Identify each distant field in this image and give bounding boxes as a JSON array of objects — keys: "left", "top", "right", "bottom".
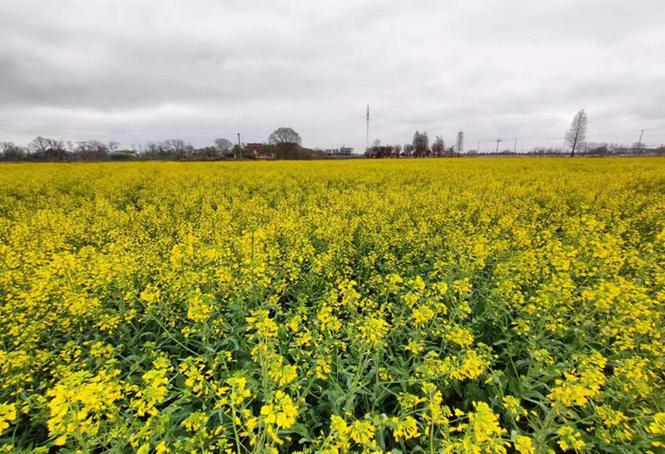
[{"left": 0, "top": 159, "right": 664, "bottom": 452}]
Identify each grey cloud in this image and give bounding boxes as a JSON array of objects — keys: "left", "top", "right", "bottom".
[{"left": 1, "top": 0, "right": 664, "bottom": 150}]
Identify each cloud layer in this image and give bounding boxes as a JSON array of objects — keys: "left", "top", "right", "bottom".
[{"left": 1, "top": 0, "right": 664, "bottom": 151}]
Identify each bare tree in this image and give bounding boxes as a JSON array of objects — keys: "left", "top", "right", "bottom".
[
  {"left": 1, "top": 142, "right": 26, "bottom": 160},
  {"left": 268, "top": 127, "right": 302, "bottom": 145},
  {"left": 566, "top": 109, "right": 587, "bottom": 157},
  {"left": 143, "top": 142, "right": 162, "bottom": 158},
  {"left": 108, "top": 141, "right": 120, "bottom": 154},
  {"left": 28, "top": 136, "right": 66, "bottom": 160},
  {"left": 75, "top": 140, "right": 109, "bottom": 160},
  {"left": 412, "top": 131, "right": 429, "bottom": 157},
  {"left": 431, "top": 136, "right": 445, "bottom": 157},
  {"left": 29, "top": 136, "right": 59, "bottom": 154},
  {"left": 162, "top": 139, "right": 193, "bottom": 158}
]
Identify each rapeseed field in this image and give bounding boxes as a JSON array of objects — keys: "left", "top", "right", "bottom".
[{"left": 0, "top": 158, "right": 663, "bottom": 453}]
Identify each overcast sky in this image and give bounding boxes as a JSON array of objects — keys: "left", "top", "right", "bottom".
[{"left": 1, "top": 0, "right": 664, "bottom": 152}]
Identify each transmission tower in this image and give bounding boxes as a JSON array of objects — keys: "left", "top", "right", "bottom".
[{"left": 636, "top": 129, "right": 644, "bottom": 151}]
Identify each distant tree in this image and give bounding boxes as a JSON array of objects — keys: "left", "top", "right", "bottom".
[
  {"left": 587, "top": 143, "right": 609, "bottom": 156},
  {"left": 431, "top": 136, "right": 445, "bottom": 157},
  {"left": 108, "top": 141, "right": 120, "bottom": 154},
  {"left": 565, "top": 109, "right": 587, "bottom": 157},
  {"left": 231, "top": 144, "right": 243, "bottom": 159},
  {"left": 367, "top": 143, "right": 394, "bottom": 158},
  {"left": 143, "top": 142, "right": 163, "bottom": 158},
  {"left": 75, "top": 140, "right": 110, "bottom": 160},
  {"left": 214, "top": 138, "right": 232, "bottom": 157},
  {"left": 28, "top": 136, "right": 60, "bottom": 154},
  {"left": 162, "top": 139, "right": 193, "bottom": 159},
  {"left": 269, "top": 127, "right": 302, "bottom": 146},
  {"left": 194, "top": 146, "right": 220, "bottom": 159},
  {"left": 0, "top": 142, "right": 26, "bottom": 160},
  {"left": 529, "top": 147, "right": 562, "bottom": 156},
  {"left": 269, "top": 127, "right": 303, "bottom": 159},
  {"left": 372, "top": 138, "right": 381, "bottom": 148},
  {"left": 28, "top": 136, "right": 66, "bottom": 160},
  {"left": 28, "top": 136, "right": 48, "bottom": 155},
  {"left": 412, "top": 131, "right": 429, "bottom": 157}
]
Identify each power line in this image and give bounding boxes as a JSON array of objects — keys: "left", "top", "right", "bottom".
[{"left": 467, "top": 128, "right": 662, "bottom": 144}]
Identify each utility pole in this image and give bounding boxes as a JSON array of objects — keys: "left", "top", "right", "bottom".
[
  {"left": 514, "top": 138, "right": 518, "bottom": 153},
  {"left": 477, "top": 141, "right": 480, "bottom": 154},
  {"left": 237, "top": 132, "right": 241, "bottom": 159},
  {"left": 496, "top": 138, "right": 502, "bottom": 154}
]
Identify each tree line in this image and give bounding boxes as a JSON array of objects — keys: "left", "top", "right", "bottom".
[
  {"left": 2, "top": 112, "right": 662, "bottom": 161},
  {"left": 365, "top": 131, "right": 465, "bottom": 158},
  {"left": 0, "top": 127, "right": 327, "bottom": 162},
  {"left": 365, "top": 111, "right": 663, "bottom": 158}
]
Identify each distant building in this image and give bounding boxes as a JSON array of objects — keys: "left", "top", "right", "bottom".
[
  {"left": 244, "top": 143, "right": 276, "bottom": 158},
  {"left": 325, "top": 146, "right": 354, "bottom": 156},
  {"left": 244, "top": 143, "right": 263, "bottom": 157}
]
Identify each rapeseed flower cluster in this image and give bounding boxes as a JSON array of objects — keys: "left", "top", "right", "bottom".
[{"left": 0, "top": 158, "right": 663, "bottom": 451}]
